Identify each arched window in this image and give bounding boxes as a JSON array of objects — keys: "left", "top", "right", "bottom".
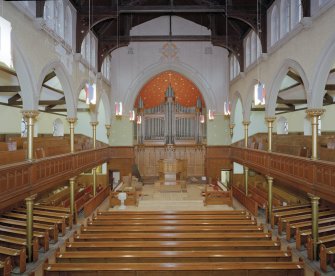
[
  {"left": 245, "top": 36, "right": 251, "bottom": 67},
  {"left": 291, "top": 0, "right": 302, "bottom": 28},
  {"left": 55, "top": 0, "right": 64, "bottom": 37},
  {"left": 81, "top": 32, "right": 97, "bottom": 69},
  {"left": 233, "top": 55, "right": 240, "bottom": 77},
  {"left": 277, "top": 116, "right": 288, "bottom": 135},
  {"left": 64, "top": 6, "right": 72, "bottom": 46},
  {"left": 280, "top": 0, "right": 290, "bottom": 37},
  {"left": 90, "top": 35, "right": 96, "bottom": 69},
  {"left": 271, "top": 5, "right": 279, "bottom": 45},
  {"left": 229, "top": 56, "right": 234, "bottom": 80},
  {"left": 102, "top": 55, "right": 111, "bottom": 81},
  {"left": 43, "top": 0, "right": 54, "bottom": 29}
]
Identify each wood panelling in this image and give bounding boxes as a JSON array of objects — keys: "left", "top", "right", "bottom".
[
  {"left": 205, "top": 146, "right": 232, "bottom": 180},
  {"left": 108, "top": 147, "right": 135, "bottom": 178},
  {"left": 135, "top": 145, "right": 205, "bottom": 177}
]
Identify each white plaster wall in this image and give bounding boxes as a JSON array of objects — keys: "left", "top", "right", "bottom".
[
  {"left": 231, "top": 4, "right": 335, "bottom": 120},
  {"left": 206, "top": 114, "right": 230, "bottom": 145}
]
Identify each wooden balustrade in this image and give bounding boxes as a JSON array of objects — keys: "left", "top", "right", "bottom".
[{"left": 0, "top": 147, "right": 110, "bottom": 210}]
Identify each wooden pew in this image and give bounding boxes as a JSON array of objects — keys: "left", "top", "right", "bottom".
[
  {"left": 14, "top": 208, "right": 73, "bottom": 229},
  {"left": 89, "top": 219, "right": 257, "bottom": 226},
  {"left": 0, "top": 234, "right": 39, "bottom": 262},
  {"left": 65, "top": 239, "right": 281, "bottom": 252},
  {"left": 0, "top": 246, "right": 25, "bottom": 273},
  {"left": 83, "top": 186, "right": 110, "bottom": 218},
  {"left": 44, "top": 261, "right": 305, "bottom": 276},
  {"left": 296, "top": 224, "right": 335, "bottom": 251},
  {"left": 320, "top": 243, "right": 335, "bottom": 272},
  {"left": 55, "top": 249, "right": 292, "bottom": 263},
  {"left": 271, "top": 204, "right": 311, "bottom": 228},
  {"left": 0, "top": 257, "right": 11, "bottom": 276},
  {"left": 0, "top": 225, "right": 49, "bottom": 252},
  {"left": 3, "top": 212, "right": 66, "bottom": 236},
  {"left": 0, "top": 218, "right": 58, "bottom": 242},
  {"left": 307, "top": 234, "right": 335, "bottom": 260},
  {"left": 94, "top": 214, "right": 252, "bottom": 220},
  {"left": 96, "top": 210, "right": 247, "bottom": 216},
  {"left": 203, "top": 188, "right": 233, "bottom": 206},
  {"left": 286, "top": 213, "right": 335, "bottom": 242},
  {"left": 232, "top": 185, "right": 258, "bottom": 216},
  {"left": 79, "top": 224, "right": 264, "bottom": 234},
  {"left": 73, "top": 232, "right": 272, "bottom": 242},
  {"left": 34, "top": 205, "right": 75, "bottom": 224},
  {"left": 282, "top": 209, "right": 335, "bottom": 237}
]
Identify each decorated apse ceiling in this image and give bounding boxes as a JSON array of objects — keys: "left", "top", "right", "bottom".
[{"left": 135, "top": 71, "right": 205, "bottom": 109}]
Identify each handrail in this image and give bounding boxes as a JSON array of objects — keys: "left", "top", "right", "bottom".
[{"left": 0, "top": 147, "right": 110, "bottom": 210}]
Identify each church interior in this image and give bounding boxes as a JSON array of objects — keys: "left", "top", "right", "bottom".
[{"left": 0, "top": 0, "right": 335, "bottom": 275}]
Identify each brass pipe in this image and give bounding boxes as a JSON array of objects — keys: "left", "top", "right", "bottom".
[
  {"left": 306, "top": 109, "right": 324, "bottom": 160},
  {"left": 266, "top": 117, "right": 276, "bottom": 152},
  {"left": 244, "top": 166, "right": 249, "bottom": 195},
  {"left": 67, "top": 118, "right": 77, "bottom": 153},
  {"left": 243, "top": 121, "right": 250, "bottom": 148},
  {"left": 25, "top": 195, "right": 35, "bottom": 262},
  {"left": 22, "top": 111, "right": 39, "bottom": 161},
  {"left": 90, "top": 122, "right": 99, "bottom": 149},
  {"left": 267, "top": 176, "right": 274, "bottom": 225},
  {"left": 92, "top": 167, "right": 97, "bottom": 196},
  {"left": 69, "top": 177, "right": 76, "bottom": 225},
  {"left": 310, "top": 195, "right": 320, "bottom": 260}
]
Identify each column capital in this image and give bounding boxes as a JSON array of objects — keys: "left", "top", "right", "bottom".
[
  {"left": 266, "top": 176, "right": 274, "bottom": 181},
  {"left": 25, "top": 194, "right": 37, "bottom": 201},
  {"left": 265, "top": 117, "right": 276, "bottom": 123},
  {"left": 69, "top": 177, "right": 76, "bottom": 182},
  {"left": 306, "top": 108, "right": 325, "bottom": 117},
  {"left": 90, "top": 121, "right": 99, "bottom": 127},
  {"left": 242, "top": 120, "right": 250, "bottom": 126},
  {"left": 21, "top": 110, "right": 39, "bottom": 119},
  {"left": 308, "top": 193, "right": 320, "bottom": 201},
  {"left": 67, "top": 117, "right": 77, "bottom": 124}
]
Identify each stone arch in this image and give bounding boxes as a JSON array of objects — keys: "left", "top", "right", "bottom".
[
  {"left": 230, "top": 90, "right": 244, "bottom": 124},
  {"left": 267, "top": 58, "right": 310, "bottom": 117},
  {"left": 12, "top": 34, "right": 38, "bottom": 110},
  {"left": 37, "top": 60, "right": 76, "bottom": 117},
  {"left": 310, "top": 32, "right": 335, "bottom": 108},
  {"left": 123, "top": 61, "right": 216, "bottom": 113},
  {"left": 96, "top": 90, "right": 111, "bottom": 125},
  {"left": 244, "top": 78, "right": 261, "bottom": 121}
]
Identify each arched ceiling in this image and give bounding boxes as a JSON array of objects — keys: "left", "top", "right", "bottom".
[{"left": 135, "top": 70, "right": 205, "bottom": 109}]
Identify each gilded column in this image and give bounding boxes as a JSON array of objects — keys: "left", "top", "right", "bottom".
[
  {"left": 265, "top": 117, "right": 276, "bottom": 152},
  {"left": 243, "top": 121, "right": 250, "bottom": 148},
  {"left": 22, "top": 110, "right": 39, "bottom": 161},
  {"left": 105, "top": 124, "right": 111, "bottom": 139},
  {"left": 25, "top": 195, "right": 36, "bottom": 262},
  {"left": 92, "top": 167, "right": 97, "bottom": 196},
  {"left": 90, "top": 121, "right": 99, "bottom": 149},
  {"left": 267, "top": 176, "right": 274, "bottom": 225},
  {"left": 244, "top": 166, "right": 249, "bottom": 195},
  {"left": 67, "top": 117, "right": 77, "bottom": 153},
  {"left": 306, "top": 109, "right": 324, "bottom": 160},
  {"left": 69, "top": 177, "right": 76, "bottom": 225},
  {"left": 309, "top": 194, "right": 320, "bottom": 260},
  {"left": 229, "top": 123, "right": 235, "bottom": 139}
]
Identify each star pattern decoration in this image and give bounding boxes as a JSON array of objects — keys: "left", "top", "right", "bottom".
[{"left": 135, "top": 71, "right": 205, "bottom": 109}]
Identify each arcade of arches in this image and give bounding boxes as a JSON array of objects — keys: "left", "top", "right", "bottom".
[{"left": 0, "top": 1, "right": 335, "bottom": 275}]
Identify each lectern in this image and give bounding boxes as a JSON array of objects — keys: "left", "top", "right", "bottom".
[{"left": 158, "top": 159, "right": 186, "bottom": 185}]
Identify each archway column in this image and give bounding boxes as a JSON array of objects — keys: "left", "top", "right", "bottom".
[
  {"left": 22, "top": 110, "right": 39, "bottom": 161},
  {"left": 306, "top": 109, "right": 324, "bottom": 160},
  {"left": 243, "top": 121, "right": 250, "bottom": 147},
  {"left": 25, "top": 194, "right": 36, "bottom": 262},
  {"left": 90, "top": 121, "right": 99, "bottom": 149},
  {"left": 265, "top": 117, "right": 276, "bottom": 152},
  {"left": 67, "top": 117, "right": 77, "bottom": 153},
  {"left": 69, "top": 177, "right": 76, "bottom": 225}
]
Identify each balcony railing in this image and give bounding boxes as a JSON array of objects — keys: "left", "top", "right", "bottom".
[{"left": 0, "top": 147, "right": 110, "bottom": 210}]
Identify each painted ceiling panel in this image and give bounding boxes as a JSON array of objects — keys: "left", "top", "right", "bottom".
[{"left": 135, "top": 70, "right": 205, "bottom": 108}]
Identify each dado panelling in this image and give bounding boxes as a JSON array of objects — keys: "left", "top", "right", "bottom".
[
  {"left": 205, "top": 146, "right": 232, "bottom": 180},
  {"left": 108, "top": 147, "right": 135, "bottom": 177},
  {"left": 135, "top": 146, "right": 205, "bottom": 177}
]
